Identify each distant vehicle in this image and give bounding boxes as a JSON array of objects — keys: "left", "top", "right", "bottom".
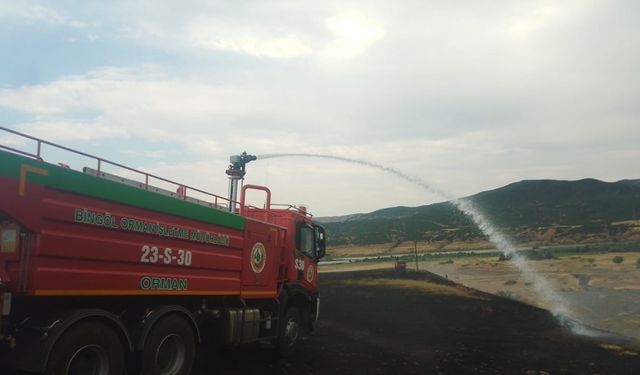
[
  {"left": 0, "top": 127, "right": 326, "bottom": 374},
  {"left": 395, "top": 260, "right": 407, "bottom": 271}
]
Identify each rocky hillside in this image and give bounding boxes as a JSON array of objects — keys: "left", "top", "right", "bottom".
[{"left": 320, "top": 178, "right": 640, "bottom": 247}]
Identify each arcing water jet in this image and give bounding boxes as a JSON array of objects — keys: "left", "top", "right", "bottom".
[{"left": 257, "top": 153, "right": 584, "bottom": 331}]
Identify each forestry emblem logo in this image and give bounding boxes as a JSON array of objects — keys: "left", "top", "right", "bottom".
[
  {"left": 250, "top": 242, "right": 266, "bottom": 273},
  {"left": 306, "top": 264, "right": 315, "bottom": 283}
]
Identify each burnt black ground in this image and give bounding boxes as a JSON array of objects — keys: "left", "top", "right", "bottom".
[
  {"left": 4, "top": 269, "right": 639, "bottom": 374},
  {"left": 200, "top": 269, "right": 640, "bottom": 375}
]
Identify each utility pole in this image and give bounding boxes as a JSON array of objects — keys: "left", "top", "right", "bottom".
[{"left": 414, "top": 241, "right": 419, "bottom": 271}]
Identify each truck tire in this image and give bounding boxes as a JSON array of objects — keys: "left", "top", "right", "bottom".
[
  {"left": 140, "top": 314, "right": 196, "bottom": 375},
  {"left": 276, "top": 307, "right": 301, "bottom": 358},
  {"left": 46, "top": 321, "right": 125, "bottom": 375}
]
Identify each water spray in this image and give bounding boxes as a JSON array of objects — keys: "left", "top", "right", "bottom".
[{"left": 257, "top": 153, "right": 585, "bottom": 332}]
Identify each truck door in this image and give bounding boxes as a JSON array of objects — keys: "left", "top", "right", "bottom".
[
  {"left": 293, "top": 222, "right": 320, "bottom": 289},
  {"left": 241, "top": 221, "right": 278, "bottom": 288}
]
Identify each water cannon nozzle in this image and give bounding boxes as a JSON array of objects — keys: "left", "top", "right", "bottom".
[
  {"left": 227, "top": 151, "right": 256, "bottom": 178},
  {"left": 230, "top": 152, "right": 256, "bottom": 167}
]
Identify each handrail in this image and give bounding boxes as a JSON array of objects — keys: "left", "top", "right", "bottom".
[
  {"left": 270, "top": 203, "right": 313, "bottom": 217},
  {"left": 240, "top": 184, "right": 272, "bottom": 210},
  {"left": 240, "top": 184, "right": 274, "bottom": 222},
  {"left": 0, "top": 126, "right": 233, "bottom": 210}
]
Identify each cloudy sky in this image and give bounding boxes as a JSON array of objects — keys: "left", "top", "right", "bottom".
[{"left": 1, "top": 1, "right": 638, "bottom": 216}]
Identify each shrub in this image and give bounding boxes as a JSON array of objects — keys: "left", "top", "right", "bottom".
[
  {"left": 527, "top": 249, "right": 557, "bottom": 261},
  {"left": 504, "top": 279, "right": 517, "bottom": 286},
  {"left": 612, "top": 256, "right": 624, "bottom": 264},
  {"left": 636, "top": 258, "right": 640, "bottom": 269}
]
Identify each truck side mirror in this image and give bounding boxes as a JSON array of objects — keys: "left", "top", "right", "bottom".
[{"left": 313, "top": 225, "right": 326, "bottom": 260}]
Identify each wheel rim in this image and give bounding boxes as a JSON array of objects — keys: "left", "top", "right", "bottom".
[
  {"left": 66, "top": 344, "right": 109, "bottom": 375},
  {"left": 155, "top": 333, "right": 186, "bottom": 375},
  {"left": 284, "top": 317, "right": 299, "bottom": 348}
]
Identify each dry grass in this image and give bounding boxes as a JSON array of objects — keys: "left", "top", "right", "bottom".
[
  {"left": 599, "top": 344, "right": 639, "bottom": 356},
  {"left": 319, "top": 261, "right": 396, "bottom": 273},
  {"left": 612, "top": 220, "right": 640, "bottom": 226},
  {"left": 327, "top": 240, "right": 495, "bottom": 258},
  {"left": 327, "top": 244, "right": 395, "bottom": 258}
]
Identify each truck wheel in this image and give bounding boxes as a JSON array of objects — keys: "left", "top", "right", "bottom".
[
  {"left": 277, "top": 307, "right": 301, "bottom": 357},
  {"left": 46, "top": 321, "right": 125, "bottom": 375},
  {"left": 140, "top": 314, "right": 196, "bottom": 375}
]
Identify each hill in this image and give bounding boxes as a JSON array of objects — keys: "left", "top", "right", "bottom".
[{"left": 321, "top": 178, "right": 640, "bottom": 248}]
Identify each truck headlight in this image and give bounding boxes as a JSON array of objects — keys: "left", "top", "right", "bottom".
[{"left": 1, "top": 293, "right": 11, "bottom": 316}]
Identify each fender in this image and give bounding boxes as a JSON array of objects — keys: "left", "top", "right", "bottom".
[
  {"left": 3, "top": 309, "right": 132, "bottom": 372},
  {"left": 284, "top": 281, "right": 310, "bottom": 300},
  {"left": 281, "top": 281, "right": 314, "bottom": 314},
  {"left": 281, "top": 282, "right": 319, "bottom": 332},
  {"left": 132, "top": 305, "right": 201, "bottom": 351}
]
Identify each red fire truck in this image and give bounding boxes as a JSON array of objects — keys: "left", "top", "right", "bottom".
[{"left": 0, "top": 128, "right": 325, "bottom": 374}]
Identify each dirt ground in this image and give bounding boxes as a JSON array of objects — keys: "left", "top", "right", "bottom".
[
  {"left": 197, "top": 269, "right": 640, "bottom": 375},
  {"left": 417, "top": 252, "right": 640, "bottom": 340}
]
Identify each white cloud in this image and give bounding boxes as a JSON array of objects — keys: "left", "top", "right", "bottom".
[
  {"left": 188, "top": 18, "right": 312, "bottom": 59},
  {"left": 2, "top": 1, "right": 639, "bottom": 215},
  {"left": 15, "top": 120, "right": 128, "bottom": 142},
  {"left": 0, "top": 67, "right": 272, "bottom": 119},
  {"left": 0, "top": 2, "right": 85, "bottom": 28},
  {"left": 508, "top": 3, "right": 563, "bottom": 38},
  {"left": 0, "top": 133, "right": 28, "bottom": 146},
  {"left": 323, "top": 11, "right": 385, "bottom": 59},
  {"left": 184, "top": 11, "right": 385, "bottom": 60},
  {"left": 102, "top": 2, "right": 385, "bottom": 60}
]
